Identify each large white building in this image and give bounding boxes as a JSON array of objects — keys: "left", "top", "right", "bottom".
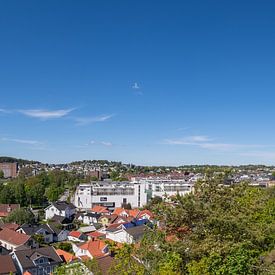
[
  {"left": 74, "top": 178, "right": 194, "bottom": 210},
  {"left": 74, "top": 181, "right": 147, "bottom": 209}
]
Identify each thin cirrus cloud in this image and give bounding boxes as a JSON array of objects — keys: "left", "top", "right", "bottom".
[
  {"left": 18, "top": 108, "right": 74, "bottom": 119},
  {"left": 80, "top": 140, "right": 113, "bottom": 147},
  {"left": 1, "top": 137, "right": 43, "bottom": 145},
  {"left": 163, "top": 135, "right": 266, "bottom": 151},
  {"left": 74, "top": 114, "right": 114, "bottom": 126}
]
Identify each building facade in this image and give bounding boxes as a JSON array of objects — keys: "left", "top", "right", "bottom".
[
  {"left": 74, "top": 181, "right": 147, "bottom": 210},
  {"left": 0, "top": 163, "right": 18, "bottom": 178}
]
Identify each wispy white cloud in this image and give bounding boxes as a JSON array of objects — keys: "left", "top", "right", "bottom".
[
  {"left": 1, "top": 137, "right": 43, "bottom": 145},
  {"left": 163, "top": 135, "right": 266, "bottom": 151},
  {"left": 0, "top": 108, "right": 11, "bottom": 114},
  {"left": 18, "top": 108, "right": 74, "bottom": 119},
  {"left": 74, "top": 114, "right": 114, "bottom": 126},
  {"left": 100, "top": 141, "right": 112, "bottom": 147},
  {"left": 79, "top": 140, "right": 113, "bottom": 147}
]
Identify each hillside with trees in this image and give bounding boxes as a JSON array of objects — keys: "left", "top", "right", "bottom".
[{"left": 109, "top": 174, "right": 275, "bottom": 274}]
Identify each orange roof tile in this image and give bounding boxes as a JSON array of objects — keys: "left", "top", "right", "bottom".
[
  {"left": 91, "top": 205, "right": 109, "bottom": 213},
  {"left": 23, "top": 271, "right": 32, "bottom": 275},
  {"left": 69, "top": 231, "right": 82, "bottom": 238},
  {"left": 56, "top": 249, "right": 77, "bottom": 263},
  {"left": 79, "top": 240, "right": 107, "bottom": 258}
]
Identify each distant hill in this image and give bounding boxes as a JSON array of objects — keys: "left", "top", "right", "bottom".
[{"left": 0, "top": 156, "right": 40, "bottom": 165}]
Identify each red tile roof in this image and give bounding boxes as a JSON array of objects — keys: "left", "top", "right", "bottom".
[
  {"left": 87, "top": 231, "right": 105, "bottom": 238},
  {"left": 91, "top": 205, "right": 109, "bottom": 213},
  {"left": 137, "top": 209, "right": 153, "bottom": 219},
  {"left": 23, "top": 272, "right": 32, "bottom": 275},
  {"left": 0, "top": 204, "right": 20, "bottom": 217},
  {"left": 69, "top": 231, "right": 82, "bottom": 238},
  {"left": 56, "top": 249, "right": 77, "bottom": 263},
  {"left": 79, "top": 240, "right": 107, "bottom": 258},
  {"left": 0, "top": 228, "right": 30, "bottom": 246},
  {"left": 0, "top": 223, "right": 20, "bottom": 231},
  {"left": 113, "top": 208, "right": 140, "bottom": 218}
]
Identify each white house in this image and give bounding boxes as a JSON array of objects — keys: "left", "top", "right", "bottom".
[
  {"left": 45, "top": 201, "right": 76, "bottom": 220},
  {"left": 105, "top": 224, "right": 147, "bottom": 244},
  {"left": 72, "top": 239, "right": 108, "bottom": 259},
  {"left": 0, "top": 228, "right": 37, "bottom": 251}
]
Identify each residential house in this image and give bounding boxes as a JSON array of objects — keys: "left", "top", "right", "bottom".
[
  {"left": 45, "top": 201, "right": 76, "bottom": 220},
  {"left": 0, "top": 204, "right": 20, "bottom": 219},
  {"left": 68, "top": 231, "right": 87, "bottom": 242},
  {"left": 17, "top": 224, "right": 55, "bottom": 244},
  {"left": 72, "top": 239, "right": 108, "bottom": 259},
  {"left": 90, "top": 205, "right": 110, "bottom": 215},
  {"left": 0, "top": 255, "right": 17, "bottom": 275},
  {"left": 0, "top": 223, "right": 20, "bottom": 231},
  {"left": 12, "top": 246, "right": 63, "bottom": 275},
  {"left": 105, "top": 224, "right": 147, "bottom": 244},
  {"left": 47, "top": 223, "right": 69, "bottom": 242},
  {"left": 0, "top": 228, "right": 37, "bottom": 251},
  {"left": 55, "top": 249, "right": 78, "bottom": 264}
]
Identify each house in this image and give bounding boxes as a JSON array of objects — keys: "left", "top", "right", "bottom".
[
  {"left": 90, "top": 205, "right": 110, "bottom": 215},
  {"left": 45, "top": 201, "right": 76, "bottom": 220},
  {"left": 105, "top": 224, "right": 147, "bottom": 244},
  {"left": 0, "top": 223, "right": 20, "bottom": 231},
  {"left": 137, "top": 210, "right": 154, "bottom": 221},
  {"left": 0, "top": 228, "right": 37, "bottom": 251},
  {"left": 17, "top": 223, "right": 55, "bottom": 244},
  {"left": 47, "top": 223, "right": 69, "bottom": 242},
  {"left": 0, "top": 204, "right": 20, "bottom": 219},
  {"left": 98, "top": 214, "right": 119, "bottom": 227},
  {"left": 77, "top": 225, "right": 96, "bottom": 234},
  {"left": 83, "top": 213, "right": 101, "bottom": 225},
  {"left": 0, "top": 255, "right": 17, "bottom": 275},
  {"left": 86, "top": 231, "right": 106, "bottom": 241},
  {"left": 68, "top": 231, "right": 87, "bottom": 242},
  {"left": 72, "top": 239, "right": 109, "bottom": 259},
  {"left": 50, "top": 215, "right": 74, "bottom": 230},
  {"left": 113, "top": 208, "right": 140, "bottom": 218},
  {"left": 55, "top": 249, "right": 78, "bottom": 264},
  {"left": 12, "top": 246, "right": 63, "bottom": 275}
]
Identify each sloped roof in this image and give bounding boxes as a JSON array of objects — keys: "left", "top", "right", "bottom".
[
  {"left": 52, "top": 201, "right": 76, "bottom": 211},
  {"left": 0, "top": 204, "right": 20, "bottom": 217},
  {"left": 69, "top": 231, "right": 82, "bottom": 238},
  {"left": 19, "top": 223, "right": 54, "bottom": 235},
  {"left": 14, "top": 246, "right": 63, "bottom": 269},
  {"left": 79, "top": 240, "right": 107, "bottom": 258},
  {"left": 91, "top": 205, "right": 109, "bottom": 213},
  {"left": 137, "top": 209, "right": 153, "bottom": 219},
  {"left": 0, "top": 255, "right": 17, "bottom": 274},
  {"left": 0, "top": 228, "right": 30, "bottom": 246},
  {"left": 56, "top": 249, "right": 77, "bottom": 263},
  {"left": 0, "top": 223, "right": 20, "bottom": 231},
  {"left": 125, "top": 225, "right": 147, "bottom": 241}
]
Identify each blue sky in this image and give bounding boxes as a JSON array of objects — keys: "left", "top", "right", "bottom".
[{"left": 1, "top": 1, "right": 275, "bottom": 165}]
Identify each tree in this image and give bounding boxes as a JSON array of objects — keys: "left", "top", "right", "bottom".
[
  {"left": 0, "top": 170, "right": 4, "bottom": 178},
  {"left": 108, "top": 243, "right": 145, "bottom": 275},
  {"left": 5, "top": 208, "right": 34, "bottom": 224}
]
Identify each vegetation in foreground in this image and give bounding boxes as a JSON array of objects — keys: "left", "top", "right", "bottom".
[{"left": 109, "top": 174, "right": 275, "bottom": 274}]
